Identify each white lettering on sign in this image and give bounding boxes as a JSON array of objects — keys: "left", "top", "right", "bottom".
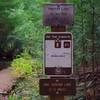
[
  {"left": 44, "top": 32, "right": 73, "bottom": 75},
  {"left": 43, "top": 3, "right": 74, "bottom": 26}
]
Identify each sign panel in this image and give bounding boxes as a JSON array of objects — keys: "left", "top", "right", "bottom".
[
  {"left": 39, "top": 78, "right": 76, "bottom": 95},
  {"left": 43, "top": 3, "right": 74, "bottom": 26},
  {"left": 44, "top": 32, "right": 73, "bottom": 75}
]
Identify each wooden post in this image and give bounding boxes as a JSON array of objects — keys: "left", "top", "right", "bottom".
[
  {"left": 46, "top": 0, "right": 67, "bottom": 100},
  {"left": 49, "top": 1, "right": 65, "bottom": 100}
]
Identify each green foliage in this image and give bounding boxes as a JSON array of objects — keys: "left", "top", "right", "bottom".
[
  {"left": 10, "top": 50, "right": 42, "bottom": 99},
  {"left": 10, "top": 75, "right": 41, "bottom": 100},
  {"left": 11, "top": 50, "right": 42, "bottom": 77},
  {"left": 0, "top": 0, "right": 50, "bottom": 59},
  {"left": 11, "top": 51, "right": 33, "bottom": 76},
  {"left": 8, "top": 94, "right": 32, "bottom": 100},
  {"left": 8, "top": 94, "right": 22, "bottom": 100},
  {"left": 32, "top": 59, "right": 42, "bottom": 77},
  {"left": 68, "top": 0, "right": 100, "bottom": 67}
]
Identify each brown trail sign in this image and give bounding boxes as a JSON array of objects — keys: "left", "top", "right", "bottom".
[
  {"left": 43, "top": 3, "right": 74, "bottom": 26},
  {"left": 44, "top": 32, "right": 73, "bottom": 76},
  {"left": 39, "top": 78, "right": 76, "bottom": 96}
]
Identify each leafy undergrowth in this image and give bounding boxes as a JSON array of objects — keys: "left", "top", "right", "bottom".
[
  {"left": 9, "top": 51, "right": 43, "bottom": 100},
  {"left": 11, "top": 51, "right": 42, "bottom": 77},
  {"left": 9, "top": 76, "right": 42, "bottom": 100}
]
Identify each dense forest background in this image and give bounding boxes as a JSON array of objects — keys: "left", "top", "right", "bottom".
[
  {"left": 0, "top": 0, "right": 100, "bottom": 99},
  {"left": 0, "top": 0, "right": 100, "bottom": 67}
]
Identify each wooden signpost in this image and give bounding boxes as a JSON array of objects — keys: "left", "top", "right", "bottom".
[{"left": 39, "top": 0, "right": 75, "bottom": 100}]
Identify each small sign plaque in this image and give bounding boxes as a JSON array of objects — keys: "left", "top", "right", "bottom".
[
  {"left": 39, "top": 78, "right": 76, "bottom": 95},
  {"left": 43, "top": 3, "right": 74, "bottom": 26},
  {"left": 44, "top": 32, "right": 73, "bottom": 76}
]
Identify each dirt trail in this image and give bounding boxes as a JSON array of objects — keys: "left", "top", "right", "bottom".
[{"left": 0, "top": 68, "right": 17, "bottom": 94}]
